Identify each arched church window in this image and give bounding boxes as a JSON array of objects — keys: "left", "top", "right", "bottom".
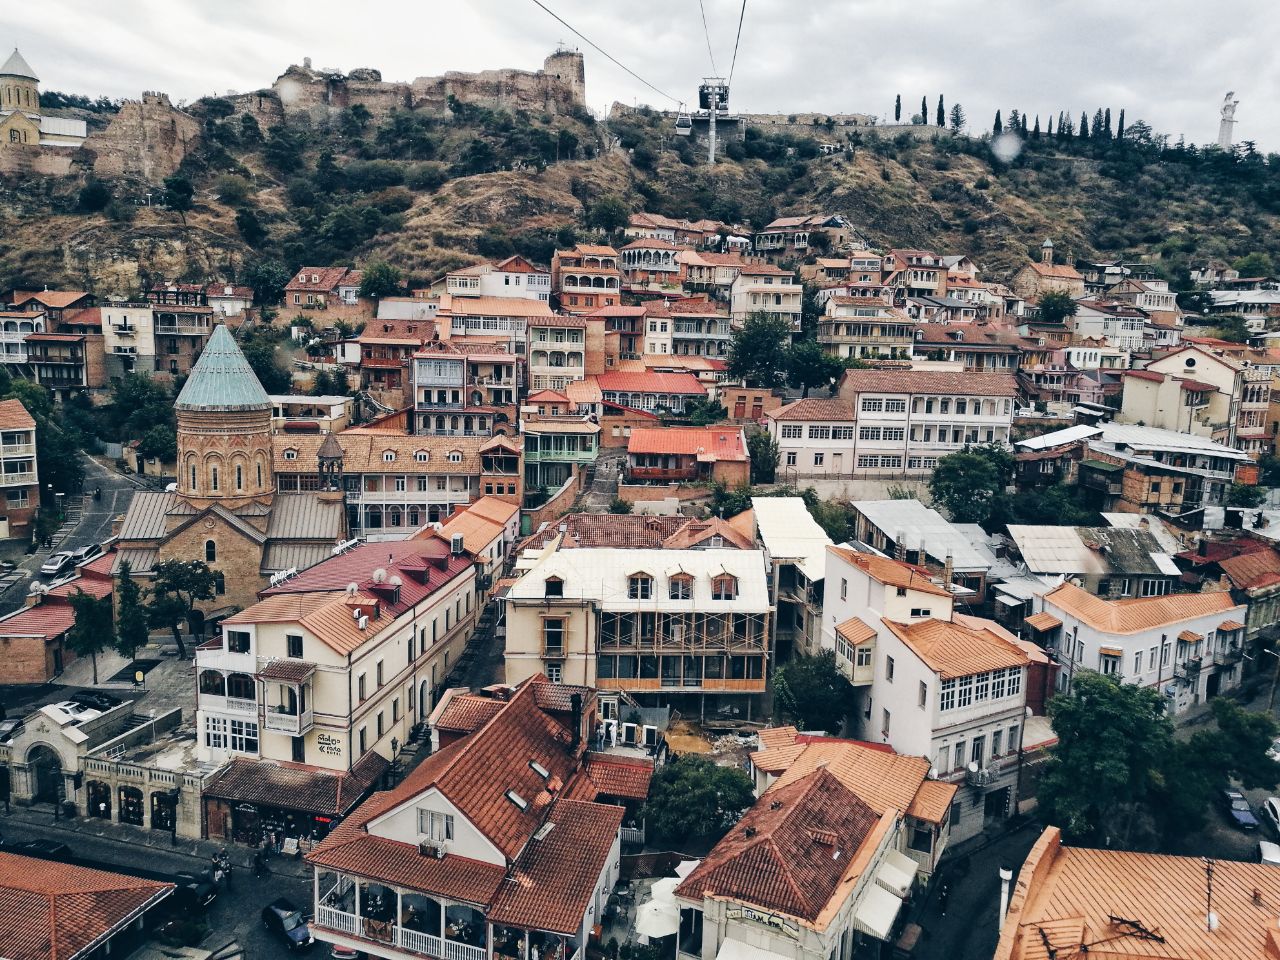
[
  {"left": 211, "top": 466, "right": 219, "bottom": 491},
  {"left": 205, "top": 540, "right": 216, "bottom": 562},
  {"left": 236, "top": 465, "right": 243, "bottom": 490}
]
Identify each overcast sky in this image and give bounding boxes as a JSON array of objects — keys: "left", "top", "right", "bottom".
[{"left": 6, "top": 0, "right": 1276, "bottom": 149}]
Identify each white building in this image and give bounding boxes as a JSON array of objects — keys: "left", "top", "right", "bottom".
[
  {"left": 1070, "top": 300, "right": 1146, "bottom": 354},
  {"left": 438, "top": 255, "right": 552, "bottom": 303},
  {"left": 730, "top": 266, "right": 802, "bottom": 332},
  {"left": 820, "top": 546, "right": 1031, "bottom": 843},
  {"left": 1031, "top": 581, "right": 1247, "bottom": 715},
  {"left": 99, "top": 302, "right": 156, "bottom": 378},
  {"left": 749, "top": 497, "right": 832, "bottom": 658}
]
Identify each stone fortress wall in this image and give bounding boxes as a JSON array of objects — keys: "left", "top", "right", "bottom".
[{"left": 82, "top": 92, "right": 201, "bottom": 181}]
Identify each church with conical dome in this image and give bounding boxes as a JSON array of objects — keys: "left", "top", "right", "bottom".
[
  {"left": 113, "top": 326, "right": 346, "bottom": 627},
  {"left": 0, "top": 48, "right": 87, "bottom": 151}
]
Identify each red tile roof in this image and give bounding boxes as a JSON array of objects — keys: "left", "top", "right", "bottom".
[
  {"left": 286, "top": 267, "right": 354, "bottom": 293},
  {"left": 595, "top": 371, "right": 707, "bottom": 395},
  {"left": 0, "top": 398, "right": 35, "bottom": 430},
  {"left": 840, "top": 368, "right": 1018, "bottom": 397},
  {"left": 768, "top": 398, "right": 854, "bottom": 422},
  {"left": 434, "top": 694, "right": 504, "bottom": 734},
  {"left": 0, "top": 852, "right": 172, "bottom": 960},
  {"left": 563, "top": 753, "right": 653, "bottom": 801},
  {"left": 1124, "top": 369, "right": 1165, "bottom": 382},
  {"left": 1218, "top": 548, "right": 1280, "bottom": 591},
  {"left": 11, "top": 290, "right": 92, "bottom": 309},
  {"left": 626, "top": 426, "right": 747, "bottom": 460},
  {"left": 675, "top": 769, "right": 879, "bottom": 923},
  {"left": 0, "top": 602, "right": 76, "bottom": 640}
]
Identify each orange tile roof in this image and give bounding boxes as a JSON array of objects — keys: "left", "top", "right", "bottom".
[
  {"left": 1218, "top": 619, "right": 1245, "bottom": 631},
  {"left": 828, "top": 546, "right": 953, "bottom": 599},
  {"left": 442, "top": 295, "right": 553, "bottom": 317},
  {"left": 765, "top": 740, "right": 953, "bottom": 825},
  {"left": 676, "top": 769, "right": 880, "bottom": 924},
  {"left": 1218, "top": 548, "right": 1280, "bottom": 590},
  {"left": 0, "top": 398, "right": 35, "bottom": 430},
  {"left": 1025, "top": 261, "right": 1084, "bottom": 280},
  {"left": 995, "top": 826, "right": 1280, "bottom": 960},
  {"left": 594, "top": 371, "right": 707, "bottom": 395},
  {"left": 1043, "top": 581, "right": 1241, "bottom": 635},
  {"left": 834, "top": 616, "right": 877, "bottom": 646},
  {"left": 906, "top": 779, "right": 958, "bottom": 824},
  {"left": 12, "top": 290, "right": 91, "bottom": 309},
  {"left": 882, "top": 617, "right": 1030, "bottom": 680},
  {"left": 768, "top": 397, "right": 855, "bottom": 422},
  {"left": 563, "top": 752, "right": 653, "bottom": 801},
  {"left": 286, "top": 267, "right": 353, "bottom": 292},
  {"left": 627, "top": 426, "right": 747, "bottom": 461},
  {"left": 1023, "top": 612, "right": 1062, "bottom": 632},
  {"left": 0, "top": 852, "right": 172, "bottom": 960},
  {"left": 840, "top": 368, "right": 1019, "bottom": 397},
  {"left": 434, "top": 694, "right": 504, "bottom": 734},
  {"left": 0, "top": 602, "right": 76, "bottom": 640},
  {"left": 758, "top": 725, "right": 799, "bottom": 750}
]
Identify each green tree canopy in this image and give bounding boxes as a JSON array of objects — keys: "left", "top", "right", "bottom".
[
  {"left": 728, "top": 312, "right": 792, "bottom": 388},
  {"left": 927, "top": 445, "right": 1012, "bottom": 523},
  {"left": 1228, "top": 482, "right": 1266, "bottom": 508},
  {"left": 786, "top": 339, "right": 845, "bottom": 397},
  {"left": 1232, "top": 252, "right": 1275, "bottom": 277},
  {"left": 773, "top": 651, "right": 853, "bottom": 733},
  {"left": 115, "top": 561, "right": 150, "bottom": 663},
  {"left": 148, "top": 559, "right": 219, "bottom": 658},
  {"left": 66, "top": 590, "right": 115, "bottom": 685},
  {"left": 240, "top": 333, "right": 293, "bottom": 394},
  {"left": 1037, "top": 290, "right": 1079, "bottom": 325},
  {"left": 748, "top": 431, "right": 780, "bottom": 484},
  {"left": 641, "top": 754, "right": 755, "bottom": 846},
  {"left": 243, "top": 259, "right": 292, "bottom": 306},
  {"left": 137, "top": 425, "right": 177, "bottom": 463},
  {"left": 358, "top": 261, "right": 404, "bottom": 299},
  {"left": 163, "top": 175, "right": 195, "bottom": 226},
  {"left": 587, "top": 194, "right": 630, "bottom": 233}
]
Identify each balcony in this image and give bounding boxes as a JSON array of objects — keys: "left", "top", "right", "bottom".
[
  {"left": 363, "top": 356, "right": 408, "bottom": 369},
  {"left": 155, "top": 322, "right": 210, "bottom": 335},
  {"left": 1214, "top": 646, "right": 1244, "bottom": 666},
  {"left": 965, "top": 765, "right": 996, "bottom": 787},
  {"left": 262, "top": 706, "right": 314, "bottom": 735},
  {"left": 194, "top": 643, "right": 256, "bottom": 674},
  {"left": 111, "top": 324, "right": 136, "bottom": 336},
  {"left": 314, "top": 907, "right": 487, "bottom": 960},
  {"left": 201, "top": 693, "right": 257, "bottom": 715},
  {"left": 627, "top": 466, "right": 697, "bottom": 482},
  {"left": 0, "top": 471, "right": 36, "bottom": 486}
]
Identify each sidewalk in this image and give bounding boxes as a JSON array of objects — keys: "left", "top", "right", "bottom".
[{"left": 1, "top": 801, "right": 312, "bottom": 879}]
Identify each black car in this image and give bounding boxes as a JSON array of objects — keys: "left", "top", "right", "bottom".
[
  {"left": 172, "top": 871, "right": 218, "bottom": 909},
  {"left": 69, "top": 690, "right": 121, "bottom": 712},
  {"left": 1221, "top": 788, "right": 1261, "bottom": 830},
  {"left": 13, "top": 839, "right": 72, "bottom": 860},
  {"left": 263, "top": 897, "right": 315, "bottom": 951}
]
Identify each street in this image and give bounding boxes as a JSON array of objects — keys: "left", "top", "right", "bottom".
[{"left": 2, "top": 811, "right": 312, "bottom": 958}]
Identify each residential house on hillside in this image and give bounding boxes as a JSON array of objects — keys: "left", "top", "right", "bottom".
[
  {"left": 551, "top": 245, "right": 621, "bottom": 315},
  {"left": 504, "top": 543, "right": 771, "bottom": 719},
  {"left": 1070, "top": 299, "right": 1147, "bottom": 354},
  {"left": 1010, "top": 240, "right": 1085, "bottom": 303},
  {"left": 437, "top": 256, "right": 551, "bottom": 302},
  {"left": 883, "top": 250, "right": 948, "bottom": 299},
  {"left": 288, "top": 267, "right": 363, "bottom": 309},
  {"left": 1030, "top": 581, "right": 1246, "bottom": 714},
  {"left": 664, "top": 299, "right": 733, "bottom": 358},
  {"left": 358, "top": 318, "right": 433, "bottom": 403},
  {"left": 439, "top": 495, "right": 522, "bottom": 602},
  {"left": 1004, "top": 524, "right": 1179, "bottom": 598},
  {"left": 911, "top": 323, "right": 1021, "bottom": 372},
  {"left": 729, "top": 265, "right": 802, "bottom": 332},
  {"left": 11, "top": 289, "right": 95, "bottom": 323},
  {"left": 619, "top": 238, "right": 684, "bottom": 291},
  {"left": 821, "top": 546, "right": 1033, "bottom": 843},
  {"left": 677, "top": 250, "right": 756, "bottom": 302},
  {"left": 307, "top": 676, "right": 644, "bottom": 960},
  {"left": 521, "top": 414, "right": 599, "bottom": 496},
  {"left": 197, "top": 534, "right": 479, "bottom": 841},
  {"left": 0, "top": 398, "right": 37, "bottom": 541},
  {"left": 410, "top": 341, "right": 522, "bottom": 437},
  {"left": 851, "top": 498, "right": 991, "bottom": 603},
  {"left": 753, "top": 214, "right": 851, "bottom": 257},
  {"left": 750, "top": 496, "right": 832, "bottom": 659},
  {"left": 624, "top": 426, "right": 749, "bottom": 488},
  {"left": 434, "top": 294, "right": 553, "bottom": 355},
  {"left": 594, "top": 370, "right": 707, "bottom": 414},
  {"left": 818, "top": 298, "right": 915, "bottom": 360}
]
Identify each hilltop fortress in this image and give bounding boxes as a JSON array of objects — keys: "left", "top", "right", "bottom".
[{"left": 229, "top": 49, "right": 587, "bottom": 125}]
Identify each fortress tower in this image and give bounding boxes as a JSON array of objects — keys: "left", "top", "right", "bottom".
[{"left": 543, "top": 49, "right": 586, "bottom": 108}]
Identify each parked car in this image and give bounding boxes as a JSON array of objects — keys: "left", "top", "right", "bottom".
[
  {"left": 172, "top": 871, "right": 218, "bottom": 909},
  {"left": 262, "top": 897, "right": 315, "bottom": 950},
  {"left": 69, "top": 691, "right": 121, "bottom": 712},
  {"left": 1261, "top": 840, "right": 1280, "bottom": 866},
  {"left": 13, "top": 839, "right": 72, "bottom": 860},
  {"left": 0, "top": 718, "right": 22, "bottom": 742},
  {"left": 71, "top": 543, "right": 103, "bottom": 564},
  {"left": 1221, "top": 788, "right": 1260, "bottom": 830},
  {"left": 48, "top": 700, "right": 101, "bottom": 722},
  {"left": 1267, "top": 738, "right": 1280, "bottom": 763},
  {"left": 39, "top": 552, "right": 74, "bottom": 576}
]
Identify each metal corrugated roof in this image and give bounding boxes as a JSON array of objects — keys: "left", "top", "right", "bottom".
[
  {"left": 111, "top": 548, "right": 158, "bottom": 575},
  {"left": 264, "top": 493, "right": 344, "bottom": 541},
  {"left": 751, "top": 497, "right": 831, "bottom": 582},
  {"left": 261, "top": 541, "right": 339, "bottom": 574},
  {"left": 853, "top": 500, "right": 989, "bottom": 571},
  {"left": 174, "top": 325, "right": 271, "bottom": 412},
  {"left": 117, "top": 491, "right": 177, "bottom": 541}
]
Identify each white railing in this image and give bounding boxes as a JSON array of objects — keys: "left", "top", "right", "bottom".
[
  {"left": 1, "top": 443, "right": 34, "bottom": 455},
  {"left": 263, "top": 708, "right": 313, "bottom": 735},
  {"left": 317, "top": 905, "right": 358, "bottom": 936},
  {"left": 621, "top": 825, "right": 645, "bottom": 845},
  {"left": 201, "top": 694, "right": 257, "bottom": 714},
  {"left": 155, "top": 323, "right": 210, "bottom": 335},
  {"left": 195, "top": 648, "right": 256, "bottom": 673},
  {"left": 392, "top": 926, "right": 486, "bottom": 960},
  {"left": 0, "top": 471, "right": 35, "bottom": 486}
]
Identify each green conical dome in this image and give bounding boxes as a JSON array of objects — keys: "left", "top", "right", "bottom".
[{"left": 175, "top": 325, "right": 272, "bottom": 412}]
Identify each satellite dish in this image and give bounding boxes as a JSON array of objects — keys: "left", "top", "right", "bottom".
[{"left": 967, "top": 761, "right": 979, "bottom": 774}]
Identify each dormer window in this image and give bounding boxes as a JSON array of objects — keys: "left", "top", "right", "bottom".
[
  {"left": 418, "top": 809, "right": 454, "bottom": 840},
  {"left": 415, "top": 450, "right": 429, "bottom": 462},
  {"left": 448, "top": 450, "right": 463, "bottom": 463},
  {"left": 712, "top": 575, "right": 738, "bottom": 600},
  {"left": 544, "top": 576, "right": 564, "bottom": 598},
  {"left": 668, "top": 575, "right": 692, "bottom": 600},
  {"left": 383, "top": 450, "right": 396, "bottom": 462},
  {"left": 628, "top": 574, "right": 653, "bottom": 600},
  {"left": 283, "top": 449, "right": 298, "bottom": 461}
]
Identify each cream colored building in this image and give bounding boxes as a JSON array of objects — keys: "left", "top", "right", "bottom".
[
  {"left": 503, "top": 541, "right": 771, "bottom": 721},
  {"left": 730, "top": 266, "right": 803, "bottom": 332}
]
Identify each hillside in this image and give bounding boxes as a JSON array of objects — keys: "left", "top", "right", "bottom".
[{"left": 2, "top": 93, "right": 1279, "bottom": 296}]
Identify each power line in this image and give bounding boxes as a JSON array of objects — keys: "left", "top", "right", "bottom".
[
  {"left": 727, "top": 0, "right": 748, "bottom": 88},
  {"left": 698, "top": 0, "right": 719, "bottom": 75},
  {"left": 526, "top": 0, "right": 680, "bottom": 105}
]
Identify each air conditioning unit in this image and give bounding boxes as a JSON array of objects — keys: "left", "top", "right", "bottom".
[{"left": 357, "top": 615, "right": 369, "bottom": 631}]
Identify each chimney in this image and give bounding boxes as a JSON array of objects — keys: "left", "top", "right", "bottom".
[
  {"left": 895, "top": 530, "right": 907, "bottom": 561},
  {"left": 944, "top": 551, "right": 955, "bottom": 589},
  {"left": 569, "top": 692, "right": 583, "bottom": 751}
]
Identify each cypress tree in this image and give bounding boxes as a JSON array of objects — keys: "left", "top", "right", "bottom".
[
  {"left": 921, "top": 96, "right": 928, "bottom": 123},
  {"left": 1103, "top": 107, "right": 1112, "bottom": 139},
  {"left": 1116, "top": 108, "right": 1125, "bottom": 140},
  {"left": 1079, "top": 111, "right": 1089, "bottom": 139},
  {"left": 936, "top": 94, "right": 945, "bottom": 127},
  {"left": 1021, "top": 113, "right": 1029, "bottom": 135},
  {"left": 993, "top": 110, "right": 1003, "bottom": 135},
  {"left": 1046, "top": 114, "right": 1054, "bottom": 137},
  {"left": 1033, "top": 115, "right": 1041, "bottom": 138},
  {"left": 895, "top": 94, "right": 901, "bottom": 122},
  {"left": 1091, "top": 108, "right": 1104, "bottom": 138}
]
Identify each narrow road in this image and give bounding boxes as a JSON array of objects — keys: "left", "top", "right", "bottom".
[{"left": 581, "top": 449, "right": 626, "bottom": 511}]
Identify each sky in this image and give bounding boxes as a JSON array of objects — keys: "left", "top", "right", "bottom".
[{"left": 4, "top": 0, "right": 1277, "bottom": 149}]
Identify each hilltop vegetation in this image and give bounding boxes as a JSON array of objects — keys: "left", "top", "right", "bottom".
[{"left": 3, "top": 92, "right": 1280, "bottom": 295}]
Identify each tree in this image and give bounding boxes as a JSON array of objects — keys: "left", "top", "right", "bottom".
[
  {"left": 1103, "top": 107, "right": 1112, "bottom": 139},
  {"left": 115, "top": 561, "right": 149, "bottom": 665},
  {"left": 928, "top": 446, "right": 1011, "bottom": 523},
  {"left": 77, "top": 180, "right": 111, "bottom": 213},
  {"left": 1116, "top": 108, "right": 1125, "bottom": 140},
  {"left": 358, "top": 261, "right": 403, "bottom": 300},
  {"left": 235, "top": 208, "right": 266, "bottom": 247},
  {"left": 1032, "top": 115, "right": 1040, "bottom": 138},
  {"left": 241, "top": 335, "right": 292, "bottom": 394},
  {"left": 1233, "top": 252, "right": 1275, "bottom": 277},
  {"left": 992, "top": 110, "right": 1002, "bottom": 135},
  {"left": 1078, "top": 111, "right": 1089, "bottom": 139},
  {"left": 243, "top": 259, "right": 291, "bottom": 306},
  {"left": 936, "top": 95, "right": 945, "bottom": 127},
  {"left": 137, "top": 424, "right": 177, "bottom": 463},
  {"left": 682, "top": 398, "right": 727, "bottom": 426},
  {"left": 728, "top": 312, "right": 792, "bottom": 388},
  {"left": 149, "top": 559, "right": 219, "bottom": 659},
  {"left": 988, "top": 483, "right": 1102, "bottom": 531},
  {"left": 587, "top": 194, "right": 630, "bottom": 234},
  {"left": 1037, "top": 290, "right": 1079, "bottom": 325},
  {"left": 66, "top": 590, "right": 114, "bottom": 685},
  {"left": 1091, "top": 108, "right": 1104, "bottom": 139},
  {"left": 163, "top": 175, "right": 194, "bottom": 226},
  {"left": 1214, "top": 314, "right": 1252, "bottom": 343},
  {"left": 920, "top": 96, "right": 928, "bottom": 126},
  {"left": 608, "top": 497, "right": 632, "bottom": 515},
  {"left": 1039, "top": 672, "right": 1174, "bottom": 846},
  {"left": 786, "top": 340, "right": 844, "bottom": 397},
  {"left": 311, "top": 369, "right": 335, "bottom": 396},
  {"left": 894, "top": 94, "right": 901, "bottom": 122},
  {"left": 773, "top": 652, "right": 853, "bottom": 733},
  {"left": 948, "top": 103, "right": 965, "bottom": 133},
  {"left": 1228, "top": 482, "right": 1265, "bottom": 508},
  {"left": 748, "top": 431, "right": 780, "bottom": 484},
  {"left": 641, "top": 754, "right": 755, "bottom": 846}
]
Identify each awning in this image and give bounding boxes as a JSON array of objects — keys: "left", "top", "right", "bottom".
[
  {"left": 1218, "top": 620, "right": 1245, "bottom": 632},
  {"left": 1178, "top": 630, "right": 1202, "bottom": 643},
  {"left": 1024, "top": 612, "right": 1062, "bottom": 632},
  {"left": 1080, "top": 459, "right": 1124, "bottom": 473},
  {"left": 995, "top": 594, "right": 1021, "bottom": 607},
  {"left": 716, "top": 940, "right": 792, "bottom": 960},
  {"left": 852, "top": 883, "right": 904, "bottom": 941},
  {"left": 1099, "top": 646, "right": 1123, "bottom": 657},
  {"left": 874, "top": 849, "right": 919, "bottom": 898}
]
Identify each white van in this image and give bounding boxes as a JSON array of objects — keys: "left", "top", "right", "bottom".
[{"left": 1258, "top": 840, "right": 1280, "bottom": 866}]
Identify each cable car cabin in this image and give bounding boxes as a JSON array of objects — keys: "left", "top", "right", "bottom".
[
  {"left": 675, "top": 113, "right": 693, "bottom": 135},
  {"left": 698, "top": 81, "right": 729, "bottom": 111}
]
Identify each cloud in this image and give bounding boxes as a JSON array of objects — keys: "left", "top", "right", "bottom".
[{"left": 3, "top": 0, "right": 1273, "bottom": 148}]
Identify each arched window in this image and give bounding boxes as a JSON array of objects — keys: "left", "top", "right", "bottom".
[
  {"left": 236, "top": 464, "right": 243, "bottom": 490},
  {"left": 190, "top": 465, "right": 197, "bottom": 489},
  {"left": 211, "top": 466, "right": 219, "bottom": 491},
  {"left": 257, "top": 462, "right": 263, "bottom": 486},
  {"left": 205, "top": 540, "right": 216, "bottom": 562}
]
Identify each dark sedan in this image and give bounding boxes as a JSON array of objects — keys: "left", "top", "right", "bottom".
[
  {"left": 263, "top": 897, "right": 315, "bottom": 951},
  {"left": 1222, "top": 788, "right": 1260, "bottom": 830}
]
